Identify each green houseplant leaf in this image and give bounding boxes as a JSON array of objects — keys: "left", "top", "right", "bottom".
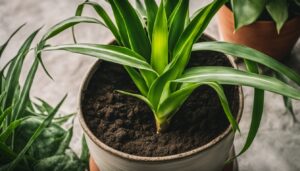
[
  {"left": 231, "top": 0, "right": 266, "bottom": 30},
  {"left": 151, "top": 2, "right": 168, "bottom": 74},
  {"left": 266, "top": 0, "right": 288, "bottom": 33}
]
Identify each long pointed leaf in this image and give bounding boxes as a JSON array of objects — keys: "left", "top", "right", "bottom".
[
  {"left": 192, "top": 42, "right": 300, "bottom": 86},
  {"left": 13, "top": 57, "right": 39, "bottom": 121},
  {"left": 206, "top": 82, "right": 240, "bottom": 132},
  {"left": 236, "top": 60, "right": 265, "bottom": 157},
  {"left": 74, "top": 1, "right": 121, "bottom": 44},
  {"left": 275, "top": 73, "right": 298, "bottom": 122},
  {"left": 0, "top": 107, "right": 12, "bottom": 127},
  {"left": 168, "top": 0, "right": 189, "bottom": 56},
  {"left": 0, "top": 24, "right": 25, "bottom": 58},
  {"left": 236, "top": 87, "right": 264, "bottom": 157},
  {"left": 135, "top": 0, "right": 146, "bottom": 17},
  {"left": 157, "top": 83, "right": 199, "bottom": 119},
  {"left": 176, "top": 66, "right": 300, "bottom": 100},
  {"left": 0, "top": 119, "right": 24, "bottom": 142},
  {"left": 2, "top": 28, "right": 40, "bottom": 113},
  {"left": 44, "top": 44, "right": 157, "bottom": 74},
  {"left": 108, "top": 0, "right": 151, "bottom": 60},
  {"left": 124, "top": 67, "right": 148, "bottom": 96},
  {"left": 172, "top": 0, "right": 226, "bottom": 65},
  {"left": 80, "top": 136, "right": 89, "bottom": 163},
  {"left": 164, "top": 0, "right": 180, "bottom": 18},
  {"left": 151, "top": 2, "right": 168, "bottom": 74},
  {"left": 116, "top": 90, "right": 154, "bottom": 112},
  {"left": 42, "top": 16, "right": 104, "bottom": 41},
  {"left": 145, "top": 0, "right": 158, "bottom": 40}
]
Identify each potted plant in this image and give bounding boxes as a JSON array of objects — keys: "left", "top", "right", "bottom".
[
  {"left": 40, "top": 0, "right": 300, "bottom": 170},
  {"left": 217, "top": 0, "right": 300, "bottom": 60},
  {"left": 0, "top": 26, "right": 89, "bottom": 171}
]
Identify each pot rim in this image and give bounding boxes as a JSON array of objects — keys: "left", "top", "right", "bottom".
[
  {"left": 78, "top": 34, "right": 244, "bottom": 163},
  {"left": 222, "top": 4, "right": 300, "bottom": 25}
]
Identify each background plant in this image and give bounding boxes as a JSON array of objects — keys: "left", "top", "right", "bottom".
[
  {"left": 0, "top": 26, "right": 88, "bottom": 171},
  {"left": 230, "top": 0, "right": 300, "bottom": 32},
  {"left": 41, "top": 0, "right": 300, "bottom": 157}
]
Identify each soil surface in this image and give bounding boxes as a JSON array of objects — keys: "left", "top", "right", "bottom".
[{"left": 82, "top": 50, "right": 240, "bottom": 157}]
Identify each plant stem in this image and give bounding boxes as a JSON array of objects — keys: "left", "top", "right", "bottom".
[{"left": 155, "top": 119, "right": 170, "bottom": 134}]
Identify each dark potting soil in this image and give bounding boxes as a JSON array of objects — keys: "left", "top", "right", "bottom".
[{"left": 82, "top": 50, "right": 240, "bottom": 157}]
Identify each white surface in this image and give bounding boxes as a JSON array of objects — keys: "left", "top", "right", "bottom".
[{"left": 1, "top": 0, "right": 300, "bottom": 171}]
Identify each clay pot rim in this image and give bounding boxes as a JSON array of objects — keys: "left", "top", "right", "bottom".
[
  {"left": 223, "top": 4, "right": 300, "bottom": 25},
  {"left": 78, "top": 34, "right": 244, "bottom": 163}
]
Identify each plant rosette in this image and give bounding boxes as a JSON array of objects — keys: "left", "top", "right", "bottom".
[
  {"left": 217, "top": 1, "right": 300, "bottom": 60},
  {"left": 78, "top": 34, "right": 243, "bottom": 171},
  {"left": 39, "top": 0, "right": 300, "bottom": 171}
]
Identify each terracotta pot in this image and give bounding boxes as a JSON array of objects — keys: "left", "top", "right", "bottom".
[
  {"left": 217, "top": 5, "right": 300, "bottom": 61},
  {"left": 79, "top": 35, "right": 244, "bottom": 171}
]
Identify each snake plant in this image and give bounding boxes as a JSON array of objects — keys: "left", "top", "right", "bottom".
[{"left": 41, "top": 0, "right": 300, "bottom": 156}]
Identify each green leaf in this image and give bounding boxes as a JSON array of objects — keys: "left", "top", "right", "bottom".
[
  {"left": 44, "top": 44, "right": 157, "bottom": 74},
  {"left": 52, "top": 113, "right": 75, "bottom": 125},
  {"left": 74, "top": 1, "right": 121, "bottom": 44},
  {"left": 236, "top": 87, "right": 264, "bottom": 157},
  {"left": 147, "top": 69, "right": 174, "bottom": 109},
  {"left": 0, "top": 106, "right": 12, "bottom": 127},
  {"left": 168, "top": 0, "right": 189, "bottom": 56},
  {"left": 266, "top": 0, "right": 288, "bottom": 33},
  {"left": 7, "top": 95, "right": 67, "bottom": 171},
  {"left": 165, "top": 0, "right": 227, "bottom": 81},
  {"left": 192, "top": 42, "right": 300, "bottom": 86},
  {"left": 108, "top": 0, "right": 151, "bottom": 60},
  {"left": 0, "top": 24, "right": 25, "bottom": 58},
  {"left": 0, "top": 92, "right": 6, "bottom": 107},
  {"left": 151, "top": 2, "right": 168, "bottom": 74},
  {"left": 35, "top": 97, "right": 54, "bottom": 113},
  {"left": 236, "top": 60, "right": 265, "bottom": 157},
  {"left": 0, "top": 119, "right": 24, "bottom": 142},
  {"left": 124, "top": 67, "right": 148, "bottom": 96},
  {"left": 145, "top": 0, "right": 158, "bottom": 40},
  {"left": 135, "top": 0, "right": 147, "bottom": 17},
  {"left": 275, "top": 73, "right": 298, "bottom": 122},
  {"left": 80, "top": 136, "right": 89, "bottom": 163},
  {"left": 116, "top": 90, "right": 154, "bottom": 112},
  {"left": 42, "top": 16, "right": 104, "bottom": 41},
  {"left": 176, "top": 66, "right": 300, "bottom": 100},
  {"left": 173, "top": 0, "right": 226, "bottom": 58},
  {"left": 2, "top": 28, "right": 40, "bottom": 114},
  {"left": 157, "top": 83, "right": 199, "bottom": 120},
  {"left": 107, "top": 0, "right": 157, "bottom": 87},
  {"left": 13, "top": 57, "right": 39, "bottom": 121},
  {"left": 206, "top": 82, "right": 240, "bottom": 132},
  {"left": 164, "top": 0, "right": 180, "bottom": 18},
  {"left": 56, "top": 127, "right": 73, "bottom": 155},
  {"left": 0, "top": 141, "right": 16, "bottom": 158},
  {"left": 230, "top": 0, "right": 266, "bottom": 30}
]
